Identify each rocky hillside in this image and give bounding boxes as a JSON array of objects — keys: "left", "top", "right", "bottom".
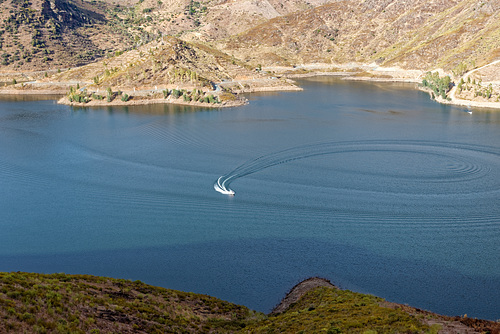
[
  {"left": 0, "top": 0, "right": 139, "bottom": 71},
  {"left": 128, "top": 0, "right": 341, "bottom": 42},
  {"left": 220, "top": 0, "right": 500, "bottom": 71},
  {"left": 0, "top": 0, "right": 339, "bottom": 74},
  {"left": 1, "top": 0, "right": 499, "bottom": 77}
]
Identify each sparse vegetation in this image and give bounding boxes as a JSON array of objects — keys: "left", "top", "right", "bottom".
[
  {"left": 452, "top": 61, "right": 469, "bottom": 77},
  {"left": 456, "top": 78, "right": 500, "bottom": 102},
  {"left": 106, "top": 87, "right": 113, "bottom": 102},
  {"left": 91, "top": 92, "right": 103, "bottom": 100},
  {"left": 67, "top": 86, "right": 88, "bottom": 103}
]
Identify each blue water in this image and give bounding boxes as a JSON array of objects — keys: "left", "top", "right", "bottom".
[{"left": 1, "top": 78, "right": 499, "bottom": 320}]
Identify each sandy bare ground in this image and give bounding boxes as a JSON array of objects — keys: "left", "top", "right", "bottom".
[{"left": 270, "top": 63, "right": 424, "bottom": 82}]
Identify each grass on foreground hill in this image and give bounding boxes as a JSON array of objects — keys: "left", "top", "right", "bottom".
[
  {"left": 243, "top": 287, "right": 436, "bottom": 334},
  {"left": 0, "top": 272, "right": 255, "bottom": 333},
  {"left": 0, "top": 272, "right": 450, "bottom": 334}
]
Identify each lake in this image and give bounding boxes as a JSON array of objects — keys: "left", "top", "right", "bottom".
[{"left": 0, "top": 77, "right": 499, "bottom": 320}]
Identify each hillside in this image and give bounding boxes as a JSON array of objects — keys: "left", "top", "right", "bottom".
[
  {"left": 49, "top": 35, "right": 282, "bottom": 88},
  {"left": 0, "top": 0, "right": 139, "bottom": 72},
  {"left": 15, "top": 35, "right": 299, "bottom": 106},
  {"left": 1, "top": 0, "right": 499, "bottom": 75},
  {"left": 2, "top": 273, "right": 499, "bottom": 333},
  {"left": 127, "top": 0, "right": 341, "bottom": 42},
  {"left": 0, "top": 0, "right": 338, "bottom": 75},
  {"left": 0, "top": 272, "right": 253, "bottom": 333},
  {"left": 220, "top": 0, "right": 500, "bottom": 71}
]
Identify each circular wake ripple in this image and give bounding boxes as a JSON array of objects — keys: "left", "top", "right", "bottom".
[
  {"left": 446, "top": 158, "right": 485, "bottom": 177},
  {"left": 215, "top": 140, "right": 500, "bottom": 196}
]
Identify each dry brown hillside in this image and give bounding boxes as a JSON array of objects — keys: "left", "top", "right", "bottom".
[
  {"left": 128, "top": 0, "right": 342, "bottom": 42},
  {"left": 0, "top": 0, "right": 339, "bottom": 74},
  {"left": 2, "top": 0, "right": 499, "bottom": 88},
  {"left": 221, "top": 0, "right": 500, "bottom": 71},
  {"left": 0, "top": 0, "right": 138, "bottom": 72},
  {"left": 47, "top": 35, "right": 294, "bottom": 92}
]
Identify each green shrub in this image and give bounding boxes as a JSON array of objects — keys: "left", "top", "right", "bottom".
[{"left": 171, "top": 89, "right": 181, "bottom": 98}]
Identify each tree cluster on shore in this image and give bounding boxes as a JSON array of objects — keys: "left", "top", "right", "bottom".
[
  {"left": 421, "top": 72, "right": 452, "bottom": 100},
  {"left": 67, "top": 86, "right": 221, "bottom": 104},
  {"left": 166, "top": 88, "right": 219, "bottom": 104},
  {"left": 421, "top": 70, "right": 500, "bottom": 104}
]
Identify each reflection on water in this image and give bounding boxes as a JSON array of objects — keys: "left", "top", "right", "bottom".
[
  {"left": 0, "top": 94, "right": 64, "bottom": 102},
  {"left": 69, "top": 103, "right": 206, "bottom": 115},
  {"left": 0, "top": 78, "right": 499, "bottom": 320}
]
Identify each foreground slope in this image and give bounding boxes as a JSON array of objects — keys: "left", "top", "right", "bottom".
[
  {"left": 0, "top": 272, "right": 253, "bottom": 333},
  {"left": 2, "top": 273, "right": 499, "bottom": 333}
]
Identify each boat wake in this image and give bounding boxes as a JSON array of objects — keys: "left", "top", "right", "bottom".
[
  {"left": 214, "top": 176, "right": 235, "bottom": 196},
  {"left": 214, "top": 140, "right": 500, "bottom": 196}
]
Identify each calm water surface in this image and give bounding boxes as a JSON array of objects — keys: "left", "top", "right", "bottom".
[{"left": 1, "top": 78, "right": 499, "bottom": 320}]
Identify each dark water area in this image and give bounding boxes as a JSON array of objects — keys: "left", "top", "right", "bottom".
[{"left": 1, "top": 77, "right": 499, "bottom": 320}]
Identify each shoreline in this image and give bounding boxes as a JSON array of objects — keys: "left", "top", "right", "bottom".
[
  {"left": 342, "top": 76, "right": 420, "bottom": 83},
  {"left": 418, "top": 86, "right": 500, "bottom": 110},
  {"left": 1, "top": 64, "right": 500, "bottom": 110}
]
